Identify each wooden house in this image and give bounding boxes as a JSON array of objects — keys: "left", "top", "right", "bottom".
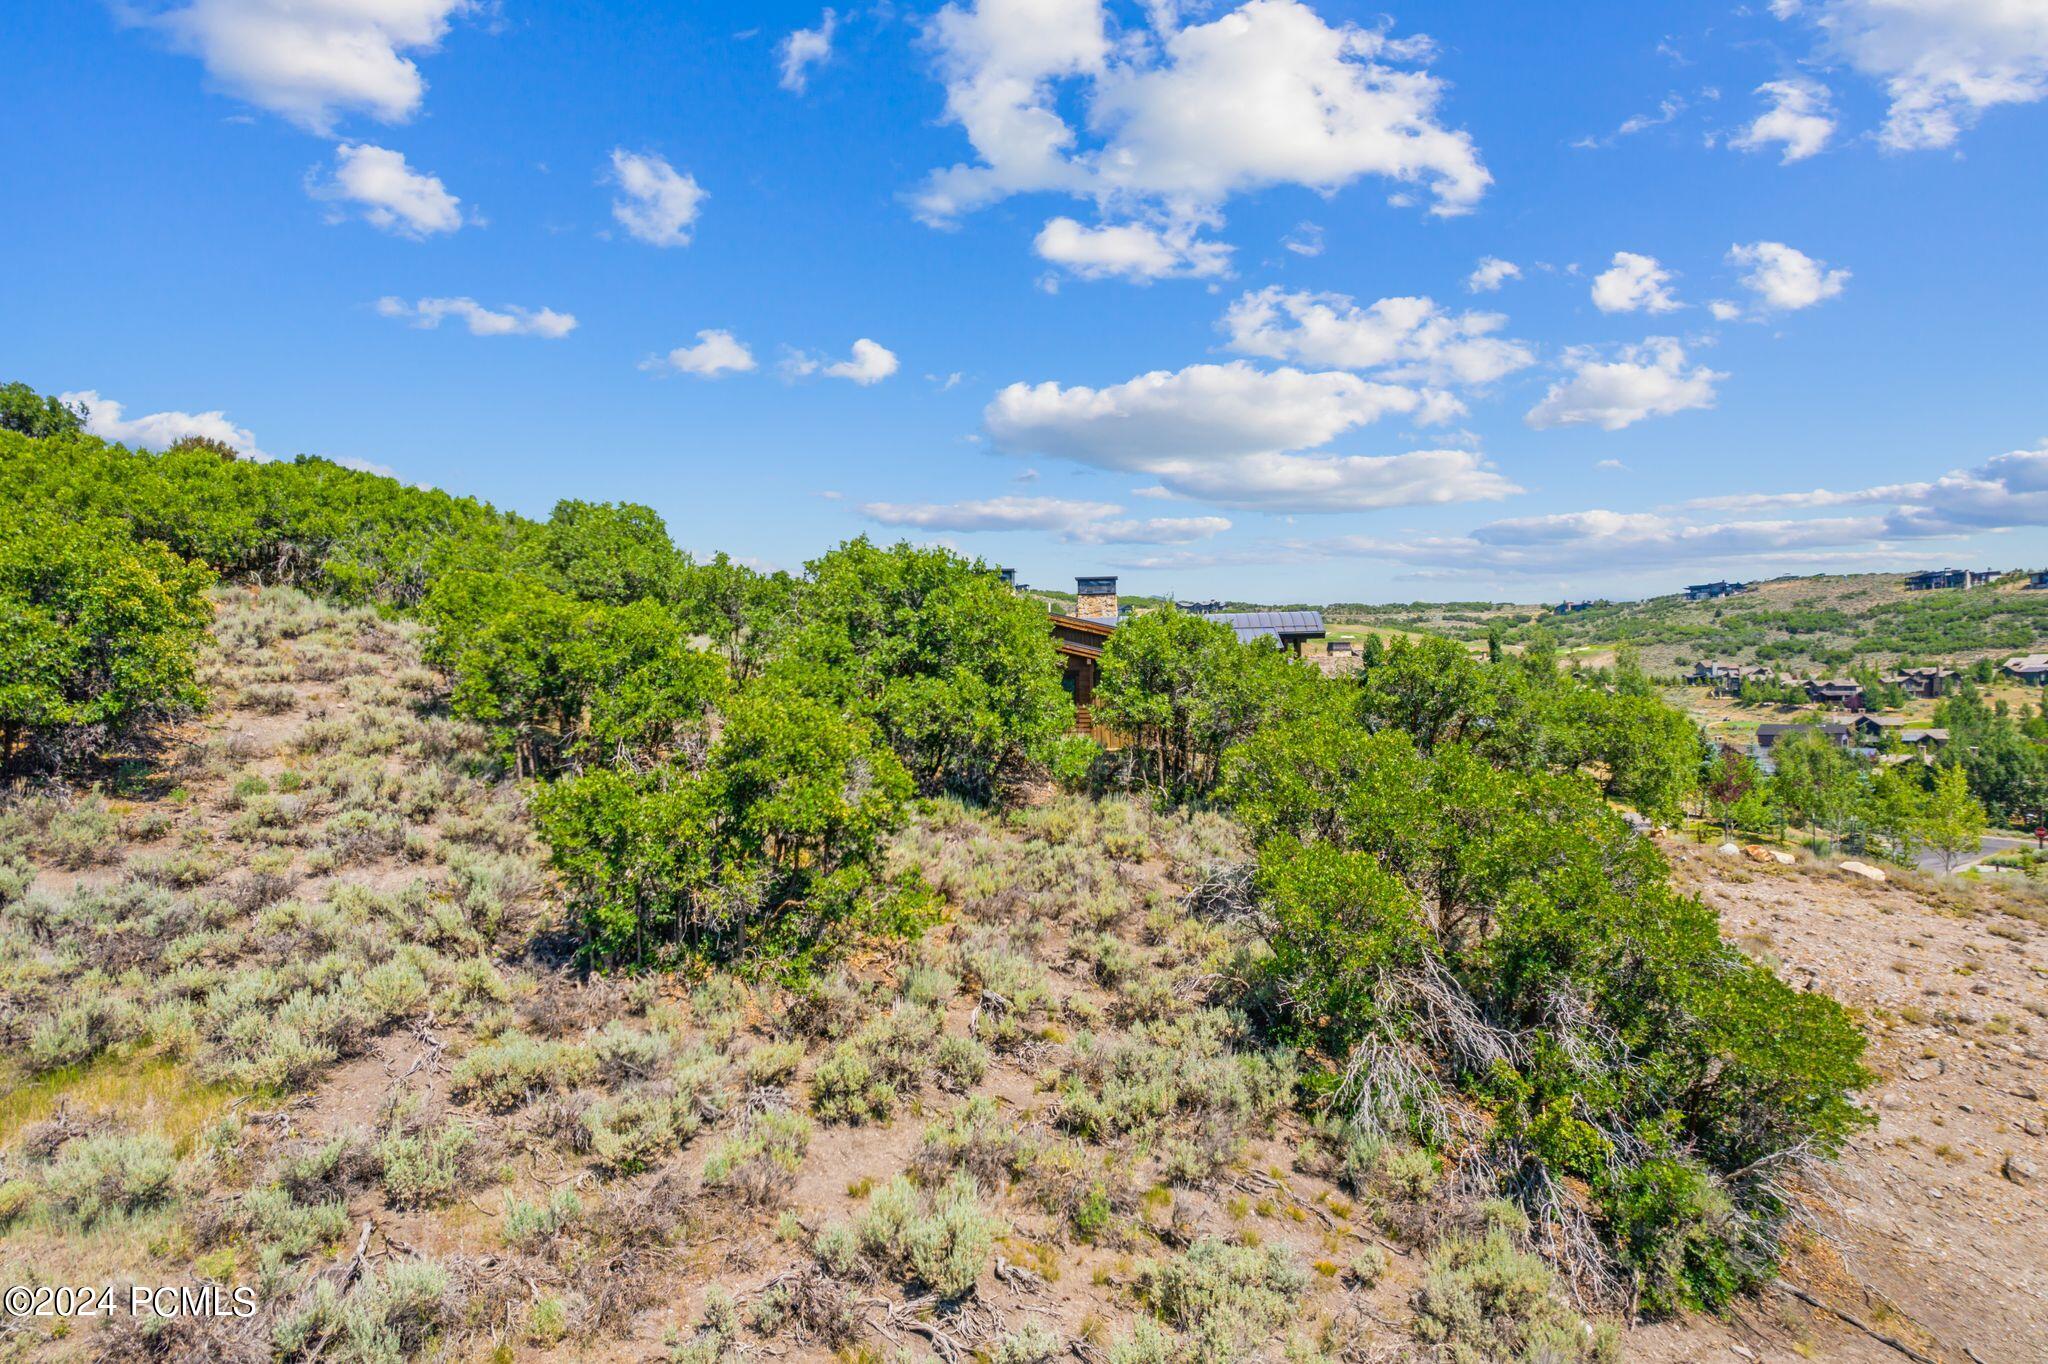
[
  {"left": 1050, "top": 577, "right": 1120, "bottom": 735},
  {"left": 2004, "top": 654, "right": 2048, "bottom": 686}
]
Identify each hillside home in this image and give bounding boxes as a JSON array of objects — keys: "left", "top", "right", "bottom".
[
  {"left": 1690, "top": 661, "right": 1776, "bottom": 694},
  {"left": 2004, "top": 654, "right": 2048, "bottom": 685},
  {"left": 1905, "top": 568, "right": 1998, "bottom": 591},
  {"left": 1685, "top": 580, "right": 1750, "bottom": 601},
  {"left": 1755, "top": 721, "right": 1853, "bottom": 751},
  {"left": 1804, "top": 677, "right": 1867, "bottom": 710},
  {"left": 1552, "top": 599, "right": 1600, "bottom": 614},
  {"left": 1881, "top": 666, "right": 1957, "bottom": 699},
  {"left": 1901, "top": 727, "right": 1949, "bottom": 754}
]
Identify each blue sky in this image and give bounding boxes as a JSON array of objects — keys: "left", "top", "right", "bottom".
[{"left": 4, "top": 0, "right": 2046, "bottom": 603}]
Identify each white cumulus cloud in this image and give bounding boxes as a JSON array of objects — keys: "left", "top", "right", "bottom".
[
  {"left": 779, "top": 9, "right": 838, "bottom": 93},
  {"left": 1783, "top": 0, "right": 2048, "bottom": 150},
  {"left": 1730, "top": 78, "right": 1837, "bottom": 162},
  {"left": 1590, "top": 251, "right": 1681, "bottom": 314},
  {"left": 376, "top": 296, "right": 577, "bottom": 338},
  {"left": 785, "top": 339, "right": 901, "bottom": 385},
  {"left": 1033, "top": 217, "right": 1231, "bottom": 281},
  {"left": 1219, "top": 287, "right": 1534, "bottom": 388},
  {"left": 308, "top": 143, "right": 464, "bottom": 237},
  {"left": 646, "top": 330, "right": 758, "bottom": 378},
  {"left": 1729, "top": 241, "right": 1850, "bottom": 312},
  {"left": 1465, "top": 256, "right": 1521, "bottom": 293},
  {"left": 61, "top": 389, "right": 268, "bottom": 460},
  {"left": 915, "top": 0, "right": 1489, "bottom": 272},
  {"left": 608, "top": 149, "right": 705, "bottom": 247},
  {"left": 984, "top": 360, "right": 1520, "bottom": 511},
  {"left": 140, "top": 0, "right": 471, "bottom": 133},
  {"left": 1525, "top": 338, "right": 1724, "bottom": 431}
]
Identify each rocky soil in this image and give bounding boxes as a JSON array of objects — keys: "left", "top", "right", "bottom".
[{"left": 1634, "top": 845, "right": 2048, "bottom": 1363}]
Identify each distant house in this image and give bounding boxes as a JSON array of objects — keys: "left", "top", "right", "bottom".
[
  {"left": 1881, "top": 666, "right": 1957, "bottom": 699},
  {"left": 1804, "top": 677, "right": 1867, "bottom": 711},
  {"left": 1191, "top": 608, "right": 1328, "bottom": 655},
  {"left": 1685, "top": 580, "right": 1750, "bottom": 602},
  {"left": 2029, "top": 571, "right": 2048, "bottom": 590},
  {"left": 2004, "top": 654, "right": 2048, "bottom": 685},
  {"left": 1691, "top": 661, "right": 1775, "bottom": 695},
  {"left": 1326, "top": 639, "right": 1355, "bottom": 655},
  {"left": 1756, "top": 721, "right": 1852, "bottom": 751},
  {"left": 1905, "top": 568, "right": 1997, "bottom": 591},
  {"left": 1174, "top": 599, "right": 1225, "bottom": 614},
  {"left": 1900, "top": 727, "right": 1949, "bottom": 754},
  {"left": 1852, "top": 715, "right": 1907, "bottom": 741},
  {"left": 1553, "top": 599, "right": 1601, "bottom": 615}
]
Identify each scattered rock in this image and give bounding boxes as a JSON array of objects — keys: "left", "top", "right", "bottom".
[
  {"left": 1718, "top": 842, "right": 1740, "bottom": 856},
  {"left": 1906, "top": 1059, "right": 1946, "bottom": 1081},
  {"left": 1840, "top": 860, "right": 1888, "bottom": 882},
  {"left": 2002, "top": 1153, "right": 2038, "bottom": 1187}
]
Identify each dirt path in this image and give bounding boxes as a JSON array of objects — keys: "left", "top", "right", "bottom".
[{"left": 1638, "top": 847, "right": 2048, "bottom": 1363}]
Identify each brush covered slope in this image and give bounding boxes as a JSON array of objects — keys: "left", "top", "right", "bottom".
[
  {"left": 0, "top": 413, "right": 1979, "bottom": 1362},
  {"left": 0, "top": 588, "right": 1619, "bottom": 1363},
  {"left": 3, "top": 590, "right": 2039, "bottom": 1363}
]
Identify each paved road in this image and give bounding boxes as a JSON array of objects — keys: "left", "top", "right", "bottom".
[{"left": 1916, "top": 834, "right": 2033, "bottom": 872}]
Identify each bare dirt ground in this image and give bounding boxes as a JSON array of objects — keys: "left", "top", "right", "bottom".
[{"left": 1631, "top": 848, "right": 2048, "bottom": 1364}]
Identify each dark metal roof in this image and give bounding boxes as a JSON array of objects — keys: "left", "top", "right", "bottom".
[{"left": 1197, "top": 609, "right": 1326, "bottom": 643}]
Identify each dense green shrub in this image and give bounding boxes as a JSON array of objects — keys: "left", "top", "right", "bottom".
[
  {"left": 1094, "top": 607, "right": 1310, "bottom": 795},
  {"left": 0, "top": 515, "right": 214, "bottom": 772},
  {"left": 535, "top": 683, "right": 910, "bottom": 968},
  {"left": 425, "top": 574, "right": 726, "bottom": 775},
  {"left": 0, "top": 424, "right": 522, "bottom": 607},
  {"left": 1221, "top": 706, "right": 1871, "bottom": 1314},
  {"left": 772, "top": 538, "right": 1070, "bottom": 799},
  {"left": 531, "top": 498, "right": 687, "bottom": 606},
  {"left": 0, "top": 383, "right": 86, "bottom": 439}
]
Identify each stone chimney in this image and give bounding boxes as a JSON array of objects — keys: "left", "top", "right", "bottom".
[
  {"left": 998, "top": 567, "right": 1017, "bottom": 590},
  {"left": 1075, "top": 575, "right": 1118, "bottom": 622}
]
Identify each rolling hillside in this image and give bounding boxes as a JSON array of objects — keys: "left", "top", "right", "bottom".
[{"left": 1324, "top": 572, "right": 2048, "bottom": 674}]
